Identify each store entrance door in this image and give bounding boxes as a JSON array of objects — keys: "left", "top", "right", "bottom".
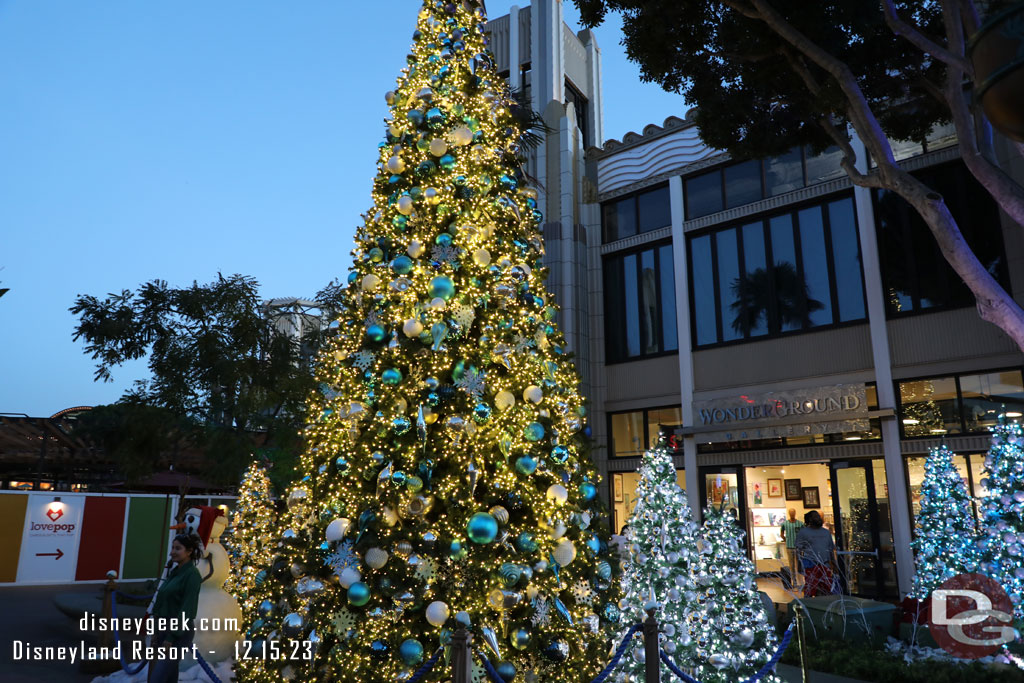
[{"left": 830, "top": 460, "right": 897, "bottom": 598}]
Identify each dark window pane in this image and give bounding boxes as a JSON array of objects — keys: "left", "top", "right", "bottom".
[
  {"left": 640, "top": 249, "right": 659, "bottom": 354},
  {"left": 828, "top": 198, "right": 866, "bottom": 322},
  {"left": 659, "top": 244, "right": 678, "bottom": 351},
  {"left": 685, "top": 171, "right": 723, "bottom": 219},
  {"left": 735, "top": 221, "right": 769, "bottom": 337},
  {"left": 604, "top": 196, "right": 637, "bottom": 242},
  {"left": 638, "top": 186, "right": 671, "bottom": 233},
  {"left": 899, "top": 377, "right": 961, "bottom": 436},
  {"left": 805, "top": 145, "right": 844, "bottom": 184},
  {"left": 960, "top": 371, "right": 1024, "bottom": 432},
  {"left": 797, "top": 207, "right": 833, "bottom": 327},
  {"left": 602, "top": 202, "right": 617, "bottom": 243},
  {"left": 874, "top": 188, "right": 916, "bottom": 313},
  {"left": 724, "top": 160, "right": 763, "bottom": 208},
  {"left": 766, "top": 148, "right": 804, "bottom": 196},
  {"left": 648, "top": 407, "right": 683, "bottom": 448},
  {"left": 716, "top": 228, "right": 742, "bottom": 341},
  {"left": 690, "top": 235, "right": 716, "bottom": 346},
  {"left": 769, "top": 214, "right": 802, "bottom": 332},
  {"left": 623, "top": 253, "right": 640, "bottom": 357},
  {"left": 603, "top": 257, "right": 626, "bottom": 360},
  {"left": 610, "top": 411, "right": 645, "bottom": 457}
]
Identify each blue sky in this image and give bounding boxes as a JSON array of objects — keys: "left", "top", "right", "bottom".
[{"left": 0, "top": 1, "right": 685, "bottom": 417}]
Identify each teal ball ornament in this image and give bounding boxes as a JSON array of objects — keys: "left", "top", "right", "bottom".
[
  {"left": 439, "top": 154, "right": 456, "bottom": 170},
  {"left": 579, "top": 481, "right": 597, "bottom": 502},
  {"left": 510, "top": 628, "right": 531, "bottom": 650},
  {"left": 514, "top": 455, "right": 537, "bottom": 475},
  {"left": 496, "top": 662, "right": 517, "bottom": 682},
  {"left": 500, "top": 563, "right": 522, "bottom": 587},
  {"left": 515, "top": 532, "right": 537, "bottom": 552},
  {"left": 587, "top": 534, "right": 601, "bottom": 554},
  {"left": 335, "top": 456, "right": 349, "bottom": 473},
  {"left": 368, "top": 247, "right": 384, "bottom": 262},
  {"left": 392, "top": 215, "right": 408, "bottom": 230},
  {"left": 524, "top": 422, "right": 545, "bottom": 441},
  {"left": 391, "top": 255, "right": 414, "bottom": 274},
  {"left": 366, "top": 324, "right": 387, "bottom": 343},
  {"left": 596, "top": 560, "right": 612, "bottom": 580},
  {"left": 426, "top": 107, "right": 445, "bottom": 126},
  {"left": 550, "top": 445, "right": 569, "bottom": 463},
  {"left": 473, "top": 403, "right": 492, "bottom": 423},
  {"left": 392, "top": 417, "right": 411, "bottom": 434},
  {"left": 407, "top": 110, "right": 424, "bottom": 126},
  {"left": 382, "top": 368, "right": 403, "bottom": 385},
  {"left": 449, "top": 540, "right": 467, "bottom": 560},
  {"left": 543, "top": 640, "right": 569, "bottom": 663},
  {"left": 430, "top": 276, "right": 455, "bottom": 301},
  {"left": 347, "top": 582, "right": 371, "bottom": 607},
  {"left": 399, "top": 638, "right": 424, "bottom": 666},
  {"left": 466, "top": 512, "right": 498, "bottom": 544},
  {"left": 347, "top": 271, "right": 358, "bottom": 285},
  {"left": 435, "top": 232, "right": 453, "bottom": 246}
]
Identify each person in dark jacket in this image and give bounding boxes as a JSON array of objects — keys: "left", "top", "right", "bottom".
[
  {"left": 796, "top": 510, "right": 838, "bottom": 597},
  {"left": 148, "top": 533, "right": 202, "bottom": 683}
]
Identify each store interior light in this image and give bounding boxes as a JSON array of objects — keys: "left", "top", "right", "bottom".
[
  {"left": 1006, "top": 411, "right": 1023, "bottom": 418},
  {"left": 930, "top": 428, "right": 948, "bottom": 434},
  {"left": 844, "top": 435, "right": 863, "bottom": 441},
  {"left": 903, "top": 418, "right": 921, "bottom": 425}
]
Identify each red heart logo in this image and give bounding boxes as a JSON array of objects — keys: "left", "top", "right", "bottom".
[{"left": 46, "top": 507, "right": 64, "bottom": 521}]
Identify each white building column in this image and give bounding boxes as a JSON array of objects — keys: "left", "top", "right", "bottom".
[
  {"left": 508, "top": 6, "right": 521, "bottom": 93},
  {"left": 668, "top": 175, "right": 701, "bottom": 520},
  {"left": 851, "top": 130, "right": 914, "bottom": 597}
]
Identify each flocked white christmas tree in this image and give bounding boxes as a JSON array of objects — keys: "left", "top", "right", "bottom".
[
  {"left": 976, "top": 418, "right": 1024, "bottom": 617},
  {"left": 910, "top": 443, "right": 978, "bottom": 599},
  {"left": 693, "top": 506, "right": 781, "bottom": 683},
  {"left": 614, "top": 445, "right": 701, "bottom": 682}
]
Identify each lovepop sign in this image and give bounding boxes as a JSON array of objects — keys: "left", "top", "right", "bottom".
[{"left": 16, "top": 494, "right": 84, "bottom": 583}]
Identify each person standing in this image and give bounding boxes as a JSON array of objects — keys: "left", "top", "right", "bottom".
[
  {"left": 779, "top": 508, "right": 804, "bottom": 587},
  {"left": 148, "top": 533, "right": 203, "bottom": 683},
  {"left": 796, "top": 510, "right": 838, "bottom": 597}
]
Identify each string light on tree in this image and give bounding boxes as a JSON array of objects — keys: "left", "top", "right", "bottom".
[
  {"left": 234, "top": 1, "right": 621, "bottom": 680},
  {"left": 976, "top": 418, "right": 1024, "bottom": 617},
  {"left": 225, "top": 463, "right": 278, "bottom": 604}
]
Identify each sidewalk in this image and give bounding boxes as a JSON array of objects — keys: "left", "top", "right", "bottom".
[{"left": 776, "top": 662, "right": 869, "bottom": 683}]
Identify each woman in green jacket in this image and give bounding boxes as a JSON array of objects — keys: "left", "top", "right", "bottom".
[{"left": 148, "top": 533, "right": 202, "bottom": 683}]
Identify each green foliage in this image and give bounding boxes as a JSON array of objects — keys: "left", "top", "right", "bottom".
[
  {"left": 780, "top": 637, "right": 1024, "bottom": 683},
  {"left": 73, "top": 402, "right": 190, "bottom": 484}
]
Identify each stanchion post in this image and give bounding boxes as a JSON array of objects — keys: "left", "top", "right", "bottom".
[
  {"left": 98, "top": 570, "right": 118, "bottom": 649},
  {"left": 451, "top": 627, "right": 472, "bottom": 683},
  {"left": 793, "top": 603, "right": 809, "bottom": 683},
  {"left": 643, "top": 607, "right": 660, "bottom": 683}
]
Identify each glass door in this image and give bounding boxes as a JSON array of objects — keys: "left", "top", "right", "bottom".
[
  {"left": 699, "top": 466, "right": 749, "bottom": 553},
  {"left": 830, "top": 460, "right": 897, "bottom": 598}
]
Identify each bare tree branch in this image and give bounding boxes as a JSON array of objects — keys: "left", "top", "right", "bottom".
[{"left": 881, "top": 0, "right": 973, "bottom": 76}]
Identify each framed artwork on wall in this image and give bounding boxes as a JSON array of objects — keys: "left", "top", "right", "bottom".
[
  {"left": 803, "top": 486, "right": 821, "bottom": 509},
  {"left": 767, "top": 478, "right": 783, "bottom": 498},
  {"left": 784, "top": 478, "right": 803, "bottom": 500},
  {"left": 613, "top": 474, "right": 623, "bottom": 503}
]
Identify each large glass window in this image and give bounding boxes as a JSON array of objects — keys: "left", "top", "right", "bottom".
[
  {"left": 684, "top": 171, "right": 723, "bottom": 219},
  {"left": 605, "top": 243, "right": 677, "bottom": 362},
  {"left": 874, "top": 162, "right": 1008, "bottom": 315},
  {"left": 602, "top": 184, "right": 672, "bottom": 243},
  {"left": 609, "top": 406, "right": 684, "bottom": 458},
  {"left": 688, "top": 195, "right": 867, "bottom": 347},
  {"left": 724, "top": 160, "right": 762, "bottom": 209},
  {"left": 897, "top": 369, "right": 1024, "bottom": 437}
]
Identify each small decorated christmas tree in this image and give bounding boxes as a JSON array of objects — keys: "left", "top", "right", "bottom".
[
  {"left": 614, "top": 445, "right": 701, "bottom": 682},
  {"left": 225, "top": 463, "right": 278, "bottom": 602},
  {"left": 693, "top": 506, "right": 781, "bottom": 683},
  {"left": 910, "top": 443, "right": 978, "bottom": 598},
  {"left": 976, "top": 418, "right": 1024, "bottom": 616}
]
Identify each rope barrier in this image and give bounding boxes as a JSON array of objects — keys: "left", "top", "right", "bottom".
[
  {"left": 660, "top": 623, "right": 796, "bottom": 683},
  {"left": 477, "top": 649, "right": 509, "bottom": 683},
  {"left": 408, "top": 646, "right": 445, "bottom": 683}
]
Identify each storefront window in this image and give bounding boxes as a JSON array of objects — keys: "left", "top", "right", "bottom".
[
  {"left": 906, "top": 453, "right": 973, "bottom": 524},
  {"left": 610, "top": 406, "right": 683, "bottom": 458},
  {"left": 960, "top": 370, "right": 1024, "bottom": 432},
  {"left": 646, "top": 407, "right": 683, "bottom": 452},
  {"left": 899, "top": 377, "right": 960, "bottom": 436},
  {"left": 745, "top": 463, "right": 832, "bottom": 573},
  {"left": 898, "top": 370, "right": 1024, "bottom": 436},
  {"left": 612, "top": 469, "right": 686, "bottom": 534},
  {"left": 705, "top": 472, "right": 739, "bottom": 516}
]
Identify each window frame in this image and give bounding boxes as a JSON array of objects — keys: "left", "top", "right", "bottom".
[
  {"left": 603, "top": 239, "right": 678, "bottom": 364},
  {"left": 687, "top": 192, "right": 868, "bottom": 349},
  {"left": 895, "top": 366, "right": 1024, "bottom": 439},
  {"left": 601, "top": 182, "right": 672, "bottom": 244},
  {"left": 607, "top": 404, "right": 685, "bottom": 458}
]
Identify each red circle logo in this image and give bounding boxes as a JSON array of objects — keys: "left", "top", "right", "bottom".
[{"left": 928, "top": 573, "right": 1017, "bottom": 658}]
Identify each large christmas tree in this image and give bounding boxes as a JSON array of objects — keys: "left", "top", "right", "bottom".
[
  {"left": 614, "top": 446, "right": 701, "bottom": 683},
  {"left": 910, "top": 443, "right": 978, "bottom": 598},
  {"left": 976, "top": 419, "right": 1024, "bottom": 617},
  {"left": 236, "top": 2, "right": 619, "bottom": 681},
  {"left": 693, "top": 507, "right": 781, "bottom": 683}
]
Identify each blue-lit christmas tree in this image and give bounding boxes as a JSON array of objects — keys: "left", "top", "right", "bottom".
[
  {"left": 976, "top": 419, "right": 1024, "bottom": 617},
  {"left": 910, "top": 443, "right": 978, "bottom": 598},
  {"left": 693, "top": 506, "right": 781, "bottom": 683},
  {"left": 613, "top": 445, "right": 701, "bottom": 682}
]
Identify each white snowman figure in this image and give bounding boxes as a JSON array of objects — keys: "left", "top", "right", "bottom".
[{"left": 173, "top": 506, "right": 243, "bottom": 668}]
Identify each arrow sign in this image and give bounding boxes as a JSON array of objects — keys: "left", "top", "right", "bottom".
[{"left": 36, "top": 549, "right": 64, "bottom": 560}]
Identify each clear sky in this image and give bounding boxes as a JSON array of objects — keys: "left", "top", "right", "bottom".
[{"left": 0, "top": 0, "right": 686, "bottom": 417}]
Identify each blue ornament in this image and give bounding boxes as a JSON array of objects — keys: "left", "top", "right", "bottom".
[
  {"left": 553, "top": 597, "right": 573, "bottom": 625},
  {"left": 368, "top": 247, "right": 384, "bottom": 262},
  {"left": 370, "top": 639, "right": 390, "bottom": 657},
  {"left": 347, "top": 271, "right": 358, "bottom": 285},
  {"left": 524, "top": 422, "right": 545, "bottom": 442},
  {"left": 514, "top": 455, "right": 537, "bottom": 475},
  {"left": 586, "top": 534, "right": 601, "bottom": 555},
  {"left": 579, "top": 482, "right": 597, "bottom": 502},
  {"left": 382, "top": 368, "right": 403, "bottom": 385},
  {"left": 495, "top": 661, "right": 516, "bottom": 682},
  {"left": 449, "top": 540, "right": 467, "bottom": 560},
  {"left": 391, "top": 471, "right": 407, "bottom": 486},
  {"left": 392, "top": 215, "right": 408, "bottom": 229},
  {"left": 550, "top": 445, "right": 569, "bottom": 463},
  {"left": 473, "top": 403, "right": 492, "bottom": 423},
  {"left": 467, "top": 512, "right": 498, "bottom": 544},
  {"left": 500, "top": 563, "right": 522, "bottom": 587},
  {"left": 392, "top": 417, "right": 411, "bottom": 434},
  {"left": 426, "top": 107, "right": 445, "bottom": 126},
  {"left": 510, "top": 628, "right": 531, "bottom": 650},
  {"left": 543, "top": 640, "right": 569, "bottom": 663},
  {"left": 515, "top": 532, "right": 537, "bottom": 552},
  {"left": 596, "top": 560, "right": 612, "bottom": 580},
  {"left": 435, "top": 232, "right": 453, "bottom": 246},
  {"left": 347, "top": 582, "right": 371, "bottom": 606},
  {"left": 335, "top": 456, "right": 348, "bottom": 472},
  {"left": 391, "top": 255, "right": 413, "bottom": 274},
  {"left": 399, "top": 638, "right": 424, "bottom": 666},
  {"left": 430, "top": 276, "right": 455, "bottom": 301},
  {"left": 439, "top": 154, "right": 456, "bottom": 170},
  {"left": 602, "top": 603, "right": 621, "bottom": 623},
  {"left": 407, "top": 110, "right": 424, "bottom": 126},
  {"left": 366, "top": 324, "right": 386, "bottom": 343},
  {"left": 417, "top": 160, "right": 436, "bottom": 176}
]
